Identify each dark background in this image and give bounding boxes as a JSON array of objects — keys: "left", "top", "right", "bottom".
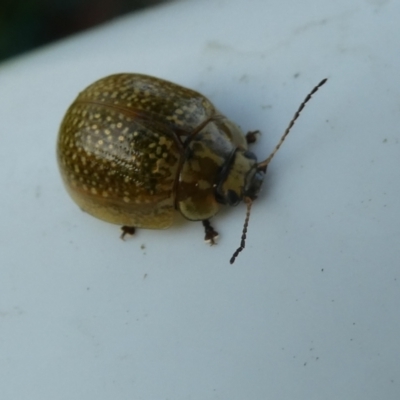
[{"left": 0, "top": 0, "right": 165, "bottom": 62}]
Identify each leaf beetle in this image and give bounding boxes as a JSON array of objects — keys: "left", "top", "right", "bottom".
[{"left": 57, "top": 73, "right": 327, "bottom": 263}]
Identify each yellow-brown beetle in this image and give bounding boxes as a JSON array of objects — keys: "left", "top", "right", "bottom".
[{"left": 57, "top": 74, "right": 326, "bottom": 263}]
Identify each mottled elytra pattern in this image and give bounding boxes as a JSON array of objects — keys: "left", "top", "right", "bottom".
[
  {"left": 57, "top": 74, "right": 220, "bottom": 229},
  {"left": 76, "top": 74, "right": 215, "bottom": 136}
]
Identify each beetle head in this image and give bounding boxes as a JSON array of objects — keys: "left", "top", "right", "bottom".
[{"left": 215, "top": 149, "right": 265, "bottom": 205}]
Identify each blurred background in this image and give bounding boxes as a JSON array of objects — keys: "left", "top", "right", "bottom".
[{"left": 0, "top": 0, "right": 166, "bottom": 62}]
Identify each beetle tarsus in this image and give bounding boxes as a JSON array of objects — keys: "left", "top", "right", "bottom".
[
  {"left": 245, "top": 130, "right": 260, "bottom": 144},
  {"left": 202, "top": 220, "right": 219, "bottom": 245},
  {"left": 120, "top": 226, "right": 136, "bottom": 240}
]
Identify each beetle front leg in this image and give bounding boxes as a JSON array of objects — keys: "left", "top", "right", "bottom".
[
  {"left": 120, "top": 226, "right": 136, "bottom": 240},
  {"left": 202, "top": 220, "right": 219, "bottom": 246},
  {"left": 245, "top": 130, "right": 260, "bottom": 144}
]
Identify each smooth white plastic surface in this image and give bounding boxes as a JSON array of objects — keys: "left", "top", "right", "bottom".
[{"left": 0, "top": 0, "right": 399, "bottom": 399}]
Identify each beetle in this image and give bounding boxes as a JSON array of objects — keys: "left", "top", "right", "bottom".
[{"left": 57, "top": 73, "right": 327, "bottom": 263}]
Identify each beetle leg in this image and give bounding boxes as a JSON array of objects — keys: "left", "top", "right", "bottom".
[
  {"left": 202, "top": 220, "right": 219, "bottom": 246},
  {"left": 245, "top": 130, "right": 260, "bottom": 144},
  {"left": 120, "top": 226, "right": 136, "bottom": 240}
]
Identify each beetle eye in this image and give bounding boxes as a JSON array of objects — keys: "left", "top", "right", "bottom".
[{"left": 244, "top": 170, "right": 265, "bottom": 200}]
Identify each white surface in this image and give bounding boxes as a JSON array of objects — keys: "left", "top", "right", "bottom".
[{"left": 1, "top": 0, "right": 399, "bottom": 399}]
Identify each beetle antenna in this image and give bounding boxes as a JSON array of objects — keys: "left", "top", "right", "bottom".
[
  {"left": 257, "top": 78, "right": 327, "bottom": 171},
  {"left": 230, "top": 197, "right": 253, "bottom": 264}
]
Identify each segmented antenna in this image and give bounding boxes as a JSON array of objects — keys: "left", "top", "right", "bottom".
[
  {"left": 230, "top": 78, "right": 328, "bottom": 264},
  {"left": 230, "top": 197, "right": 253, "bottom": 264},
  {"left": 257, "top": 78, "right": 327, "bottom": 171}
]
